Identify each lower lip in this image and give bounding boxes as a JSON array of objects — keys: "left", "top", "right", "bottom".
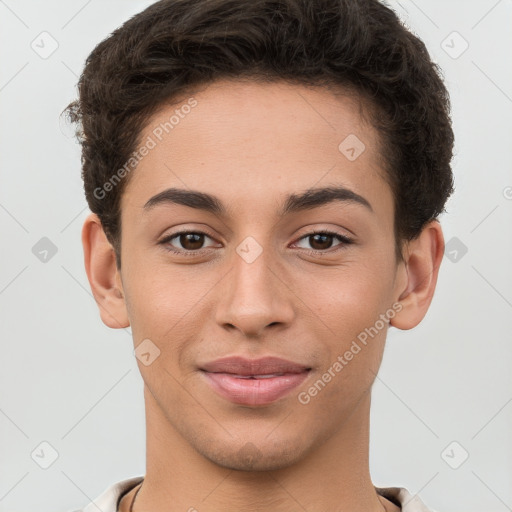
[{"left": 202, "top": 371, "right": 310, "bottom": 406}]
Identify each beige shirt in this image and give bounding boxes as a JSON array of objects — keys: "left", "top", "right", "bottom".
[{"left": 73, "top": 476, "right": 437, "bottom": 511}]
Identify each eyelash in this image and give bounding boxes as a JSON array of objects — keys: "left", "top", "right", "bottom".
[{"left": 159, "top": 229, "right": 353, "bottom": 256}]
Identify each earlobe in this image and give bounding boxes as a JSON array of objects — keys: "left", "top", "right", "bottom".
[
  {"left": 82, "top": 213, "right": 130, "bottom": 329},
  {"left": 390, "top": 221, "right": 445, "bottom": 331}
]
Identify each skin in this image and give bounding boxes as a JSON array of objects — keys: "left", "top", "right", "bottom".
[{"left": 82, "top": 79, "right": 444, "bottom": 512}]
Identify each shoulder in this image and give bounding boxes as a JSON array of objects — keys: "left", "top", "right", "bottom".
[
  {"left": 375, "top": 486, "right": 441, "bottom": 512},
  {"left": 69, "top": 476, "right": 144, "bottom": 512}
]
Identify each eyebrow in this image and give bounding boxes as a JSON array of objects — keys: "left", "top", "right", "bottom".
[{"left": 143, "top": 185, "right": 373, "bottom": 216}]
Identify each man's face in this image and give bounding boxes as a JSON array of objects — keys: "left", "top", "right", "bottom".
[{"left": 116, "top": 79, "right": 406, "bottom": 470}]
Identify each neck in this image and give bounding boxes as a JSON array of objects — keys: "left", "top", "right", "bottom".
[{"left": 126, "top": 386, "right": 388, "bottom": 512}]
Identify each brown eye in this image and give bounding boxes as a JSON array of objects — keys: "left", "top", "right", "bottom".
[
  {"left": 308, "top": 233, "right": 335, "bottom": 250},
  {"left": 177, "top": 233, "right": 205, "bottom": 250},
  {"left": 160, "top": 231, "right": 218, "bottom": 254},
  {"left": 294, "top": 230, "right": 353, "bottom": 253}
]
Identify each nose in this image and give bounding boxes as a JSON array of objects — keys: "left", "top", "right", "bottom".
[{"left": 215, "top": 241, "right": 295, "bottom": 338}]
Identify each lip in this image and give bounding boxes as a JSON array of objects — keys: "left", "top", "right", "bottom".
[{"left": 200, "top": 356, "right": 311, "bottom": 406}]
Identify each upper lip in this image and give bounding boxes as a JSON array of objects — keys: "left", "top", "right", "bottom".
[{"left": 200, "top": 356, "right": 311, "bottom": 376}]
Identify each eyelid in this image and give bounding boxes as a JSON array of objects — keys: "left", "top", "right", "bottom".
[
  {"left": 159, "top": 227, "right": 354, "bottom": 255},
  {"left": 291, "top": 229, "right": 353, "bottom": 251},
  {"left": 159, "top": 229, "right": 220, "bottom": 250}
]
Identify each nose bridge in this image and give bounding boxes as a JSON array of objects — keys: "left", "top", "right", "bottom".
[{"left": 215, "top": 236, "right": 293, "bottom": 336}]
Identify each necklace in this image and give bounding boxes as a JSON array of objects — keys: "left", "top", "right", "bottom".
[{"left": 129, "top": 481, "right": 143, "bottom": 512}]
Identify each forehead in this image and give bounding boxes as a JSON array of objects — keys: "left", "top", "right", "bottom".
[{"left": 121, "top": 79, "right": 392, "bottom": 222}]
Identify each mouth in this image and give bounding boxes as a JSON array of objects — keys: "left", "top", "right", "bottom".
[{"left": 200, "top": 356, "right": 312, "bottom": 406}]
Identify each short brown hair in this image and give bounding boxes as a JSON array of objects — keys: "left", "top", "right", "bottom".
[{"left": 65, "top": 0, "right": 455, "bottom": 268}]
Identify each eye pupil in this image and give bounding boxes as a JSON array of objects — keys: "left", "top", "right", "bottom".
[
  {"left": 180, "top": 233, "right": 204, "bottom": 250},
  {"left": 310, "top": 233, "right": 333, "bottom": 250}
]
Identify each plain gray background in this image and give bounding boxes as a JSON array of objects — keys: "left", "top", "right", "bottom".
[{"left": 1, "top": 1, "right": 511, "bottom": 511}]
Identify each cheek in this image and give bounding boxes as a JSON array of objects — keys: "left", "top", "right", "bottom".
[
  {"left": 302, "top": 258, "right": 394, "bottom": 335},
  {"left": 122, "top": 251, "right": 196, "bottom": 322},
  {"left": 300, "top": 314, "right": 389, "bottom": 419},
  {"left": 121, "top": 268, "right": 184, "bottom": 352},
  {"left": 299, "top": 258, "right": 395, "bottom": 392},
  {"left": 122, "top": 266, "right": 218, "bottom": 381}
]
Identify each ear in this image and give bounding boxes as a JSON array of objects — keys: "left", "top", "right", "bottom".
[
  {"left": 82, "top": 213, "right": 130, "bottom": 329},
  {"left": 390, "top": 220, "right": 445, "bottom": 330}
]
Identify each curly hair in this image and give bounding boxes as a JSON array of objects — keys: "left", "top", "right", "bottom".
[{"left": 65, "top": 0, "right": 454, "bottom": 268}]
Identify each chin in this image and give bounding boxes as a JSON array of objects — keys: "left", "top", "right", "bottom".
[{"left": 199, "top": 437, "right": 309, "bottom": 472}]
